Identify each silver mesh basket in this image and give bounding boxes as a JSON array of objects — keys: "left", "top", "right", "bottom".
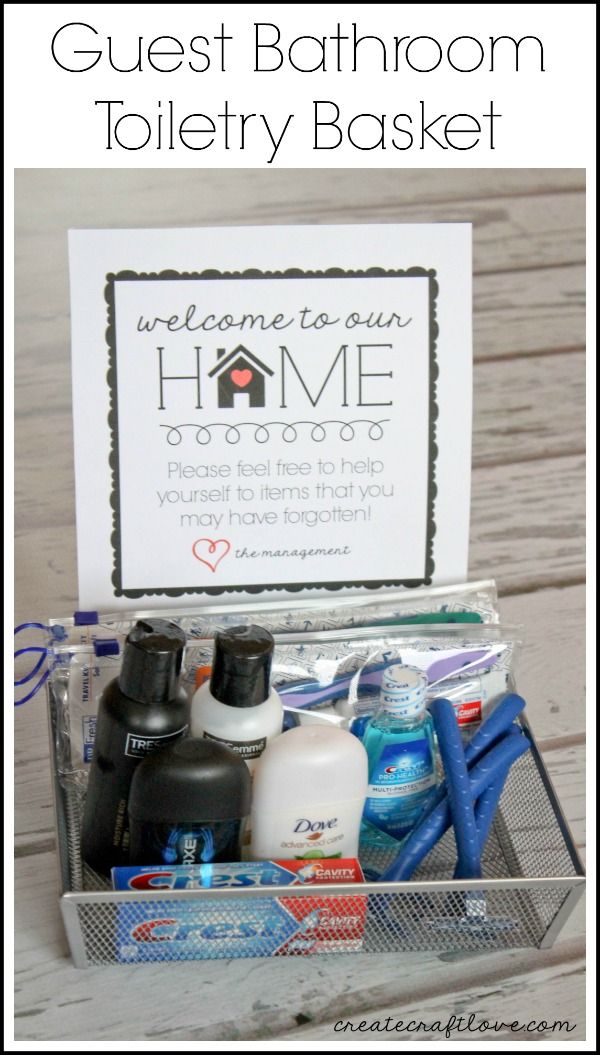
[{"left": 47, "top": 682, "right": 584, "bottom": 968}]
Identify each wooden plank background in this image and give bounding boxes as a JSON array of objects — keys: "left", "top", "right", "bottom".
[{"left": 13, "top": 168, "right": 586, "bottom": 1042}]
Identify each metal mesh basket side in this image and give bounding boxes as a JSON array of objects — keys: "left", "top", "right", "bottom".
[
  {"left": 61, "top": 879, "right": 583, "bottom": 967},
  {"left": 47, "top": 678, "right": 84, "bottom": 892},
  {"left": 48, "top": 677, "right": 584, "bottom": 967}
]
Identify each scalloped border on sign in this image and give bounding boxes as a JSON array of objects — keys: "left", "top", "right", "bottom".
[{"left": 104, "top": 267, "right": 439, "bottom": 598}]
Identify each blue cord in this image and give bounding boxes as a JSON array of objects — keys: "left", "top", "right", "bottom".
[
  {"left": 14, "top": 647, "right": 47, "bottom": 684},
  {"left": 14, "top": 668, "right": 51, "bottom": 706},
  {"left": 14, "top": 623, "right": 51, "bottom": 706}
]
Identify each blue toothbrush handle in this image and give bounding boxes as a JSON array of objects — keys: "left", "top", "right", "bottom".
[
  {"left": 474, "top": 768, "right": 511, "bottom": 854},
  {"left": 380, "top": 729, "right": 530, "bottom": 882},
  {"left": 419, "top": 693, "right": 526, "bottom": 822},
  {"left": 475, "top": 725, "right": 522, "bottom": 852},
  {"left": 463, "top": 693, "right": 525, "bottom": 765},
  {"left": 430, "top": 698, "right": 481, "bottom": 880},
  {"left": 450, "top": 727, "right": 522, "bottom": 878}
]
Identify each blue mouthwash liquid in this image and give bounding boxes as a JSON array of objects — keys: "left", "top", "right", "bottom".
[{"left": 362, "top": 665, "right": 437, "bottom": 841}]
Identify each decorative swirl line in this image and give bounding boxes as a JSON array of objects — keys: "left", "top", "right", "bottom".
[{"left": 159, "top": 419, "right": 390, "bottom": 446}]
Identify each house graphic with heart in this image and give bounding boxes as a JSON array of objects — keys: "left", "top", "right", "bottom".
[{"left": 208, "top": 345, "right": 274, "bottom": 409}]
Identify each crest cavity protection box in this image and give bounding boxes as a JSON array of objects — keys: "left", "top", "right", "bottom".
[
  {"left": 112, "top": 858, "right": 364, "bottom": 889},
  {"left": 115, "top": 892, "right": 367, "bottom": 961}
]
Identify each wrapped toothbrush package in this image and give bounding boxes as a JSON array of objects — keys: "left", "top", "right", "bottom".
[{"left": 39, "top": 586, "right": 585, "bottom": 967}]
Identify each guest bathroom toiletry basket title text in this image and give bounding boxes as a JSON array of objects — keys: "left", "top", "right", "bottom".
[{"left": 49, "top": 19, "right": 547, "bottom": 161}]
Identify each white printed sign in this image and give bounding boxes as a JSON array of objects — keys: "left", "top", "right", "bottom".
[{"left": 68, "top": 224, "right": 472, "bottom": 609}]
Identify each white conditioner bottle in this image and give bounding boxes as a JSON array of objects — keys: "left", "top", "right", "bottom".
[{"left": 191, "top": 624, "right": 283, "bottom": 772}]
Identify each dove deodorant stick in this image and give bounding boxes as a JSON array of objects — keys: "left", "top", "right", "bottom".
[{"left": 250, "top": 725, "right": 369, "bottom": 860}]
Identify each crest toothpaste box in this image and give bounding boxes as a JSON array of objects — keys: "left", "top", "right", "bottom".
[
  {"left": 115, "top": 895, "right": 366, "bottom": 962},
  {"left": 112, "top": 860, "right": 365, "bottom": 961},
  {"left": 454, "top": 697, "right": 483, "bottom": 726},
  {"left": 112, "top": 858, "right": 364, "bottom": 891}
]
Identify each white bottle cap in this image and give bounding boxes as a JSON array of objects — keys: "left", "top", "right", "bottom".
[
  {"left": 380, "top": 664, "right": 428, "bottom": 718},
  {"left": 251, "top": 725, "right": 368, "bottom": 809}
]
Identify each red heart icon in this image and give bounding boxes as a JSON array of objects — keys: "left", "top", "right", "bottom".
[
  {"left": 192, "top": 538, "right": 231, "bottom": 573},
  {"left": 231, "top": 368, "right": 252, "bottom": 388}
]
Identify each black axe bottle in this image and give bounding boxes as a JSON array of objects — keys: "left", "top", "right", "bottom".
[{"left": 81, "top": 618, "right": 189, "bottom": 876}]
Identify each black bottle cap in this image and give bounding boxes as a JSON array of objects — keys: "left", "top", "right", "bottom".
[
  {"left": 209, "top": 624, "right": 274, "bottom": 708},
  {"left": 128, "top": 737, "right": 251, "bottom": 823},
  {"left": 119, "top": 618, "right": 186, "bottom": 704}
]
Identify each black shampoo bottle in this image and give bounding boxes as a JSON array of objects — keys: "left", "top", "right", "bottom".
[{"left": 81, "top": 618, "right": 189, "bottom": 875}]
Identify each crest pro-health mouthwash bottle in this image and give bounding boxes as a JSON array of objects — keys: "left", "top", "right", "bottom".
[{"left": 362, "top": 665, "right": 437, "bottom": 840}]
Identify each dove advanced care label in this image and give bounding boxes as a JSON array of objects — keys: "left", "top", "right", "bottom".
[{"left": 250, "top": 725, "right": 369, "bottom": 860}]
